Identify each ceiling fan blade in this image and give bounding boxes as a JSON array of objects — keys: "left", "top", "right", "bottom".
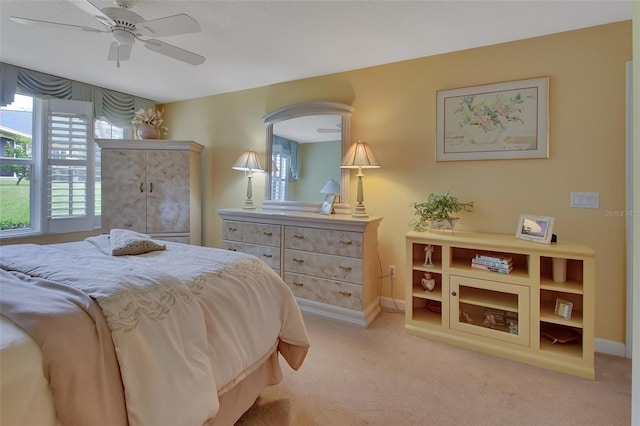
[
  {"left": 142, "top": 39, "right": 205, "bottom": 65},
  {"left": 317, "top": 128, "right": 341, "bottom": 133},
  {"left": 107, "top": 42, "right": 132, "bottom": 61},
  {"left": 71, "top": 0, "right": 115, "bottom": 27},
  {"left": 10, "top": 16, "right": 106, "bottom": 33},
  {"left": 137, "top": 14, "right": 201, "bottom": 37}
]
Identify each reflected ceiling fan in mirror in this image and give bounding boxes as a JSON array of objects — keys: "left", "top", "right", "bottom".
[
  {"left": 317, "top": 122, "right": 342, "bottom": 134},
  {"left": 10, "top": 0, "right": 205, "bottom": 68}
]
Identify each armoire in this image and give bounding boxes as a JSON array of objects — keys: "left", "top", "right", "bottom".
[{"left": 96, "top": 139, "right": 203, "bottom": 245}]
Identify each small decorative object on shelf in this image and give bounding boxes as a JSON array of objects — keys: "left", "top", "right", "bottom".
[
  {"left": 508, "top": 321, "right": 519, "bottom": 335},
  {"left": 554, "top": 298, "right": 574, "bottom": 320},
  {"left": 483, "top": 312, "right": 497, "bottom": 328},
  {"left": 409, "top": 191, "right": 474, "bottom": 231},
  {"left": 132, "top": 108, "right": 168, "bottom": 139},
  {"left": 552, "top": 257, "right": 568, "bottom": 283},
  {"left": 460, "top": 311, "right": 473, "bottom": 323},
  {"left": 423, "top": 244, "right": 434, "bottom": 266},
  {"left": 420, "top": 272, "right": 436, "bottom": 291}
]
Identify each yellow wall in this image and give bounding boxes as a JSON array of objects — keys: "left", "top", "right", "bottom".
[{"left": 163, "top": 21, "right": 631, "bottom": 344}]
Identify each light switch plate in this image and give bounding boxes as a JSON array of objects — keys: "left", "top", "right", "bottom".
[{"left": 570, "top": 192, "right": 599, "bottom": 209}]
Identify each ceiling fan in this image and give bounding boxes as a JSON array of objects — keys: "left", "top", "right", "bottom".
[
  {"left": 317, "top": 123, "right": 342, "bottom": 134},
  {"left": 10, "top": 0, "right": 205, "bottom": 67}
]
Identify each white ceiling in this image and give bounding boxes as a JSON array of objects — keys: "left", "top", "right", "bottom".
[{"left": 0, "top": 1, "right": 632, "bottom": 104}]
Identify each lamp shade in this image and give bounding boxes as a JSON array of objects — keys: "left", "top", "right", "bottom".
[
  {"left": 232, "top": 150, "right": 264, "bottom": 172},
  {"left": 340, "top": 141, "right": 380, "bottom": 169},
  {"left": 320, "top": 179, "right": 340, "bottom": 194}
]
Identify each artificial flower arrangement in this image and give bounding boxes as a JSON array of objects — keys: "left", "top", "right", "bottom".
[{"left": 131, "top": 108, "right": 168, "bottom": 134}]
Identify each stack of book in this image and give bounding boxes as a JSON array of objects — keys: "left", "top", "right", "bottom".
[{"left": 471, "top": 254, "right": 513, "bottom": 274}]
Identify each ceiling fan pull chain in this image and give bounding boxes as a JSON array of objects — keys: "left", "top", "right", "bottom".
[{"left": 116, "top": 44, "right": 121, "bottom": 68}]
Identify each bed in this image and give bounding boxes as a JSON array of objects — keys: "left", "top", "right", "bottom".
[{"left": 0, "top": 232, "right": 310, "bottom": 426}]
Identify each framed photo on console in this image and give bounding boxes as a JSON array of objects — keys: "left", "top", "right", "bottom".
[
  {"left": 516, "top": 214, "right": 554, "bottom": 244},
  {"left": 320, "top": 194, "right": 336, "bottom": 215}
]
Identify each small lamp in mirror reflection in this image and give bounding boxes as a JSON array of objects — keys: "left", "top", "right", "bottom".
[
  {"left": 320, "top": 179, "right": 340, "bottom": 215},
  {"left": 232, "top": 150, "right": 264, "bottom": 209},
  {"left": 340, "top": 141, "right": 380, "bottom": 218}
]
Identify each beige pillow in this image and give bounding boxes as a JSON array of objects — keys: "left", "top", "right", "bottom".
[{"left": 86, "top": 229, "right": 166, "bottom": 256}]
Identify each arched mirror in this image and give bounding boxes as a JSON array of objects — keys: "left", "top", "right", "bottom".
[{"left": 262, "top": 101, "right": 354, "bottom": 212}]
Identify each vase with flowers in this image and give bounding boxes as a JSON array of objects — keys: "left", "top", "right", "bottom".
[
  {"left": 455, "top": 93, "right": 527, "bottom": 144},
  {"left": 132, "top": 108, "right": 168, "bottom": 139}
]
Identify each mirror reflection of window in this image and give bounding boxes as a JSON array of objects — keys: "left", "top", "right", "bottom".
[
  {"left": 271, "top": 135, "right": 299, "bottom": 201},
  {"left": 271, "top": 145, "right": 289, "bottom": 201}
]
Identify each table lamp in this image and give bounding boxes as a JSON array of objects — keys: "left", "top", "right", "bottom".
[
  {"left": 232, "top": 150, "right": 264, "bottom": 209},
  {"left": 340, "top": 141, "right": 380, "bottom": 217}
]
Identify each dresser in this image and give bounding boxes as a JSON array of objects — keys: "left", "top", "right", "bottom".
[
  {"left": 97, "top": 139, "right": 203, "bottom": 245},
  {"left": 218, "top": 208, "right": 383, "bottom": 327}
]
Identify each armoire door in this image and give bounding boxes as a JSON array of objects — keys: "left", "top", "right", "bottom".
[
  {"left": 101, "top": 149, "right": 147, "bottom": 233},
  {"left": 145, "top": 150, "right": 190, "bottom": 234}
]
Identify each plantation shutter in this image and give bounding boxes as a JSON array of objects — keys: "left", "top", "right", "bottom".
[
  {"left": 43, "top": 99, "right": 95, "bottom": 233},
  {"left": 271, "top": 149, "right": 288, "bottom": 201}
]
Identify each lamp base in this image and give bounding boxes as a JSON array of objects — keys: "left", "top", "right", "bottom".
[
  {"left": 243, "top": 199, "right": 256, "bottom": 209},
  {"left": 352, "top": 203, "right": 369, "bottom": 218}
]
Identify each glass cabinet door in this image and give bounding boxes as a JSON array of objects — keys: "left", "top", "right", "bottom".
[{"left": 450, "top": 275, "right": 530, "bottom": 347}]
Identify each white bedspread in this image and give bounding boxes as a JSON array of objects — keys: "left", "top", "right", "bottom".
[{"left": 0, "top": 241, "right": 309, "bottom": 426}]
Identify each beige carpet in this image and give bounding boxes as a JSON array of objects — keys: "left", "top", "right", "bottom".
[{"left": 236, "top": 309, "right": 631, "bottom": 426}]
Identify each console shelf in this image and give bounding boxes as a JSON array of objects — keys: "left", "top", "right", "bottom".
[{"left": 405, "top": 230, "right": 595, "bottom": 379}]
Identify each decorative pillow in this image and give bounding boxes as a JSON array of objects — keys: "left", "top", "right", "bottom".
[
  {"left": 109, "top": 229, "right": 166, "bottom": 256},
  {"left": 86, "top": 229, "right": 166, "bottom": 256}
]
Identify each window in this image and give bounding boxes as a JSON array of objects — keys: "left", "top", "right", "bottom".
[{"left": 0, "top": 95, "right": 130, "bottom": 236}]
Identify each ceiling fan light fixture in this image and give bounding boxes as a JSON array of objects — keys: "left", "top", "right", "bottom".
[
  {"left": 112, "top": 28, "right": 134, "bottom": 46},
  {"left": 11, "top": 0, "right": 205, "bottom": 66}
]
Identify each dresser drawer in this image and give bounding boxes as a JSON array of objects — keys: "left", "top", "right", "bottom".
[
  {"left": 284, "top": 249, "right": 362, "bottom": 284},
  {"left": 284, "top": 272, "right": 362, "bottom": 310},
  {"left": 284, "top": 226, "right": 362, "bottom": 257},
  {"left": 221, "top": 240, "right": 281, "bottom": 270},
  {"left": 222, "top": 220, "right": 281, "bottom": 246}
]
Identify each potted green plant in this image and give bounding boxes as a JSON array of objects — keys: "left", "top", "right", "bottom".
[{"left": 409, "top": 191, "right": 474, "bottom": 231}]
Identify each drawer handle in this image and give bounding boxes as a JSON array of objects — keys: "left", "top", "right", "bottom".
[
  {"left": 294, "top": 234, "right": 305, "bottom": 240},
  {"left": 338, "top": 291, "right": 352, "bottom": 297},
  {"left": 262, "top": 254, "right": 273, "bottom": 258},
  {"left": 339, "top": 266, "right": 352, "bottom": 272},
  {"left": 227, "top": 248, "right": 237, "bottom": 252},
  {"left": 293, "top": 258, "right": 304, "bottom": 264},
  {"left": 339, "top": 240, "right": 353, "bottom": 246},
  {"left": 228, "top": 227, "right": 237, "bottom": 232},
  {"left": 293, "top": 281, "right": 304, "bottom": 287},
  {"left": 263, "top": 232, "right": 273, "bottom": 236}
]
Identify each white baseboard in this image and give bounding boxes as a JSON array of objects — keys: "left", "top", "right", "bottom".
[
  {"left": 595, "top": 338, "right": 627, "bottom": 357},
  {"left": 379, "top": 297, "right": 628, "bottom": 358},
  {"left": 380, "top": 296, "right": 405, "bottom": 311}
]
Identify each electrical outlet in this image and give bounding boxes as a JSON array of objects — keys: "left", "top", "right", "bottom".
[{"left": 389, "top": 265, "right": 397, "bottom": 278}]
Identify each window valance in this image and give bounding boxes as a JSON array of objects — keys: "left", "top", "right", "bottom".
[
  {"left": 273, "top": 135, "right": 300, "bottom": 181},
  {"left": 0, "top": 62, "right": 153, "bottom": 127}
]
